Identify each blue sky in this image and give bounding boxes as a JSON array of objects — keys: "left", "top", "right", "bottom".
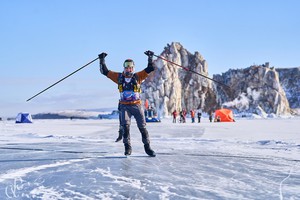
[{"left": 1, "top": 0, "right": 299, "bottom": 117}]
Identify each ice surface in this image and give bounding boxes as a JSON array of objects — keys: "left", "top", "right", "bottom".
[{"left": 0, "top": 118, "right": 299, "bottom": 199}]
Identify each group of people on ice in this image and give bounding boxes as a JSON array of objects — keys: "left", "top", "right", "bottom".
[
  {"left": 172, "top": 109, "right": 202, "bottom": 123},
  {"left": 171, "top": 109, "right": 225, "bottom": 123},
  {"left": 172, "top": 109, "right": 231, "bottom": 123}
]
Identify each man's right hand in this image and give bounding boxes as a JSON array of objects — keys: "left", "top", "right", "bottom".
[
  {"left": 98, "top": 52, "right": 107, "bottom": 60},
  {"left": 98, "top": 52, "right": 109, "bottom": 76}
]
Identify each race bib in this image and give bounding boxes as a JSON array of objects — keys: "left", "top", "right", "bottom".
[{"left": 120, "top": 91, "right": 140, "bottom": 101}]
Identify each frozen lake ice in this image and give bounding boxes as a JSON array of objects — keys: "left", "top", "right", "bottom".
[{"left": 0, "top": 118, "right": 299, "bottom": 199}]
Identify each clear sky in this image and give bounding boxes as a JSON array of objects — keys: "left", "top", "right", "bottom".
[{"left": 1, "top": 0, "right": 299, "bottom": 118}]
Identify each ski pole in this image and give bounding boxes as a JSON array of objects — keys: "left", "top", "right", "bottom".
[
  {"left": 26, "top": 57, "right": 99, "bottom": 102},
  {"left": 153, "top": 54, "right": 230, "bottom": 88}
]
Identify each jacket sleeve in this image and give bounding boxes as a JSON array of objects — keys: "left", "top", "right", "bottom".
[
  {"left": 136, "top": 70, "right": 149, "bottom": 83},
  {"left": 144, "top": 61, "right": 155, "bottom": 74},
  {"left": 107, "top": 71, "right": 120, "bottom": 84},
  {"left": 99, "top": 61, "right": 109, "bottom": 76}
]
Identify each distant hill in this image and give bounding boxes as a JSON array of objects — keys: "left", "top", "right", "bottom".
[{"left": 32, "top": 108, "right": 116, "bottom": 120}]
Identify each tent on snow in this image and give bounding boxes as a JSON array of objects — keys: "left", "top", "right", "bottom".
[
  {"left": 15, "top": 112, "right": 33, "bottom": 123},
  {"left": 214, "top": 109, "right": 235, "bottom": 122}
]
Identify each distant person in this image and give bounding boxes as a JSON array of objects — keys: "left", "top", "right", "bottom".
[
  {"left": 148, "top": 106, "right": 154, "bottom": 118},
  {"left": 98, "top": 51, "right": 156, "bottom": 157},
  {"left": 197, "top": 111, "right": 202, "bottom": 123},
  {"left": 179, "top": 109, "right": 186, "bottom": 123},
  {"left": 172, "top": 110, "right": 177, "bottom": 123},
  {"left": 214, "top": 115, "right": 221, "bottom": 122},
  {"left": 182, "top": 109, "right": 187, "bottom": 123},
  {"left": 190, "top": 110, "right": 195, "bottom": 123},
  {"left": 209, "top": 112, "right": 213, "bottom": 122},
  {"left": 179, "top": 110, "right": 183, "bottom": 123}
]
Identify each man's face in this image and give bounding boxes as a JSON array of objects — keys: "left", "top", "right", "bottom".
[
  {"left": 124, "top": 66, "right": 134, "bottom": 73},
  {"left": 124, "top": 61, "right": 134, "bottom": 76}
]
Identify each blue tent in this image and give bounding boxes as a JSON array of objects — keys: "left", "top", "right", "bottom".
[{"left": 15, "top": 112, "right": 33, "bottom": 123}]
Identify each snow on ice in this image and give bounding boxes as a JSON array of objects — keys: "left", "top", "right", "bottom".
[{"left": 0, "top": 117, "right": 299, "bottom": 199}]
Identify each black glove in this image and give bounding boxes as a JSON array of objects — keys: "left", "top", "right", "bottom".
[
  {"left": 98, "top": 52, "right": 109, "bottom": 76},
  {"left": 98, "top": 52, "right": 107, "bottom": 59},
  {"left": 99, "top": 52, "right": 107, "bottom": 64},
  {"left": 144, "top": 50, "right": 154, "bottom": 57},
  {"left": 144, "top": 50, "right": 154, "bottom": 65},
  {"left": 144, "top": 50, "right": 155, "bottom": 74}
]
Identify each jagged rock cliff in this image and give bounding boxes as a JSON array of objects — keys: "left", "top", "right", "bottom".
[
  {"left": 213, "top": 65, "right": 290, "bottom": 116},
  {"left": 141, "top": 42, "right": 296, "bottom": 117},
  {"left": 277, "top": 67, "right": 300, "bottom": 113},
  {"left": 141, "top": 42, "right": 216, "bottom": 117}
]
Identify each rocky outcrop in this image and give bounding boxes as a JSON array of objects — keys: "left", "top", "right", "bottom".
[
  {"left": 141, "top": 42, "right": 215, "bottom": 117},
  {"left": 277, "top": 67, "right": 300, "bottom": 110},
  {"left": 213, "top": 64, "right": 291, "bottom": 116},
  {"left": 141, "top": 42, "right": 296, "bottom": 117}
]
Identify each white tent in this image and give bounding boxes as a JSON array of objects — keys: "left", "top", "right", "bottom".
[{"left": 15, "top": 112, "right": 33, "bottom": 123}]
